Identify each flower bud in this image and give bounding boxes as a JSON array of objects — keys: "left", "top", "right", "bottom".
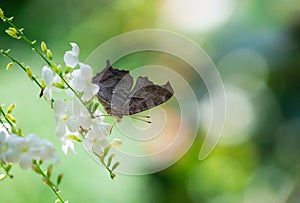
[
  {"left": 103, "top": 145, "right": 111, "bottom": 157},
  {"left": 57, "top": 174, "right": 63, "bottom": 186},
  {"left": 99, "top": 153, "right": 105, "bottom": 164},
  {"left": 5, "top": 29, "right": 18, "bottom": 39},
  {"left": 6, "top": 62, "right": 13, "bottom": 70},
  {"left": 107, "top": 153, "right": 115, "bottom": 168},
  {"left": 25, "top": 66, "right": 33, "bottom": 80},
  {"left": 0, "top": 8, "right": 4, "bottom": 19},
  {"left": 46, "top": 164, "right": 53, "bottom": 178},
  {"left": 111, "top": 138, "right": 122, "bottom": 148},
  {"left": 46, "top": 49, "right": 53, "bottom": 60},
  {"left": 65, "top": 66, "right": 72, "bottom": 74},
  {"left": 41, "top": 41, "right": 47, "bottom": 53},
  {"left": 52, "top": 82, "right": 65, "bottom": 89},
  {"left": 67, "top": 134, "right": 81, "bottom": 142},
  {"left": 7, "top": 103, "right": 15, "bottom": 114},
  {"left": 6, "top": 114, "right": 16, "bottom": 123},
  {"left": 4, "top": 49, "right": 10, "bottom": 54},
  {"left": 111, "top": 162, "right": 120, "bottom": 171},
  {"left": 8, "top": 27, "right": 18, "bottom": 33}
]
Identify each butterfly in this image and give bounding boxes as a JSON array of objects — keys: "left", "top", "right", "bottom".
[{"left": 92, "top": 60, "right": 174, "bottom": 121}]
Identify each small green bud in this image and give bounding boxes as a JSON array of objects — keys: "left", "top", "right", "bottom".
[
  {"left": 6, "top": 62, "right": 13, "bottom": 70},
  {"left": 65, "top": 66, "right": 72, "bottom": 74},
  {"left": 41, "top": 80, "right": 46, "bottom": 89},
  {"left": 52, "top": 82, "right": 65, "bottom": 89},
  {"left": 46, "top": 49, "right": 53, "bottom": 60},
  {"left": 41, "top": 41, "right": 47, "bottom": 53},
  {"left": 25, "top": 66, "right": 33, "bottom": 80},
  {"left": 57, "top": 174, "right": 63, "bottom": 186},
  {"left": 103, "top": 145, "right": 111, "bottom": 157},
  {"left": 7, "top": 16, "right": 14, "bottom": 21},
  {"left": 5, "top": 29, "right": 18, "bottom": 39},
  {"left": 16, "top": 128, "right": 23, "bottom": 136},
  {"left": 6, "top": 103, "right": 15, "bottom": 114},
  {"left": 43, "top": 178, "right": 52, "bottom": 187},
  {"left": 56, "top": 65, "right": 63, "bottom": 75},
  {"left": 0, "top": 8, "right": 4, "bottom": 19},
  {"left": 107, "top": 153, "right": 115, "bottom": 168},
  {"left": 31, "top": 165, "right": 42, "bottom": 174},
  {"left": 99, "top": 153, "right": 105, "bottom": 164},
  {"left": 111, "top": 162, "right": 120, "bottom": 171},
  {"left": 6, "top": 114, "right": 16, "bottom": 123},
  {"left": 4, "top": 49, "right": 10, "bottom": 54},
  {"left": 8, "top": 27, "right": 18, "bottom": 33},
  {"left": 67, "top": 134, "right": 81, "bottom": 142},
  {"left": 46, "top": 164, "right": 53, "bottom": 178},
  {"left": 31, "top": 40, "right": 36, "bottom": 45}
]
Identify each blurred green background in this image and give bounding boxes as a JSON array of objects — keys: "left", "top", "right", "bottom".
[{"left": 1, "top": 0, "right": 300, "bottom": 202}]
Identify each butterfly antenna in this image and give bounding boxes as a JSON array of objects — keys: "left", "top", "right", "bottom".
[
  {"left": 130, "top": 116, "right": 152, "bottom": 124},
  {"left": 132, "top": 115, "right": 151, "bottom": 118}
]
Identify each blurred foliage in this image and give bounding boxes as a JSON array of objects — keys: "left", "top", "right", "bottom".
[{"left": 1, "top": 0, "right": 300, "bottom": 203}]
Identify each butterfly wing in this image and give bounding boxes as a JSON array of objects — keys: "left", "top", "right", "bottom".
[
  {"left": 122, "top": 77, "right": 174, "bottom": 115},
  {"left": 92, "top": 60, "right": 133, "bottom": 117}
]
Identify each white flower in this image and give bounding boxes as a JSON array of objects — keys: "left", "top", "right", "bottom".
[
  {"left": 42, "top": 66, "right": 61, "bottom": 101},
  {"left": 5, "top": 134, "right": 41, "bottom": 169},
  {"left": 39, "top": 139, "right": 59, "bottom": 163},
  {"left": 67, "top": 99, "right": 92, "bottom": 131},
  {"left": 64, "top": 43, "right": 79, "bottom": 68},
  {"left": 53, "top": 99, "right": 92, "bottom": 138},
  {"left": 53, "top": 99, "right": 70, "bottom": 138},
  {"left": 0, "top": 123, "right": 11, "bottom": 137},
  {"left": 3, "top": 134, "right": 58, "bottom": 169},
  {"left": 82, "top": 117, "right": 111, "bottom": 155},
  {"left": 111, "top": 138, "right": 122, "bottom": 148},
  {"left": 70, "top": 63, "right": 99, "bottom": 101}
]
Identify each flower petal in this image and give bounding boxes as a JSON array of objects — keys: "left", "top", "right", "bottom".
[
  {"left": 42, "top": 66, "right": 54, "bottom": 86},
  {"left": 64, "top": 43, "right": 80, "bottom": 68}
]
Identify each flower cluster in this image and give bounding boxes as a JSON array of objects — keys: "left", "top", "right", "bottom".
[
  {"left": 0, "top": 125, "right": 58, "bottom": 170},
  {"left": 41, "top": 43, "right": 121, "bottom": 157}
]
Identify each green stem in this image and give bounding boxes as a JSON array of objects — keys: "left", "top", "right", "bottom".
[
  {"left": 33, "top": 161, "right": 65, "bottom": 203},
  {"left": 1, "top": 51, "right": 43, "bottom": 89}
]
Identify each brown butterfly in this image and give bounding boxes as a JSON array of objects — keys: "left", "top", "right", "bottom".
[{"left": 92, "top": 60, "right": 174, "bottom": 121}]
